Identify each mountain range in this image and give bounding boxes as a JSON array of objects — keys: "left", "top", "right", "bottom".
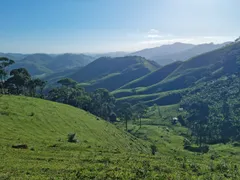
[
  {"left": 7, "top": 53, "right": 95, "bottom": 77},
  {"left": 1, "top": 41, "right": 234, "bottom": 95},
  {"left": 131, "top": 42, "right": 230, "bottom": 65}
]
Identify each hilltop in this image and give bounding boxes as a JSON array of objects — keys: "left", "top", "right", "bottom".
[
  {"left": 131, "top": 42, "right": 195, "bottom": 62},
  {"left": 70, "top": 56, "right": 160, "bottom": 91},
  {"left": 114, "top": 42, "right": 240, "bottom": 103},
  {"left": 131, "top": 42, "right": 229, "bottom": 65}
]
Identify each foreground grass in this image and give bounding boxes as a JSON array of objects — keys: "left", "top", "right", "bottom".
[{"left": 0, "top": 96, "right": 240, "bottom": 179}]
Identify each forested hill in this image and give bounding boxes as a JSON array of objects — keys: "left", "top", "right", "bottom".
[
  {"left": 115, "top": 41, "right": 240, "bottom": 99},
  {"left": 70, "top": 56, "right": 160, "bottom": 91},
  {"left": 181, "top": 75, "right": 240, "bottom": 145}
]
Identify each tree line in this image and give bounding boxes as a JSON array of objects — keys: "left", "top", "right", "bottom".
[
  {"left": 0, "top": 57, "right": 147, "bottom": 130},
  {"left": 181, "top": 75, "right": 240, "bottom": 146}
]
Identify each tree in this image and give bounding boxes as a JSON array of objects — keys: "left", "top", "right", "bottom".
[
  {"left": 109, "top": 112, "right": 117, "bottom": 122},
  {"left": 57, "top": 78, "right": 78, "bottom": 88},
  {"left": 133, "top": 102, "right": 148, "bottom": 128},
  {"left": 52, "top": 78, "right": 79, "bottom": 104},
  {"left": 48, "top": 86, "right": 71, "bottom": 104},
  {"left": 0, "top": 57, "right": 15, "bottom": 94},
  {"left": 6, "top": 68, "right": 31, "bottom": 95},
  {"left": 117, "top": 102, "right": 132, "bottom": 131},
  {"left": 90, "top": 88, "right": 116, "bottom": 120},
  {"left": 28, "top": 78, "right": 46, "bottom": 97}
]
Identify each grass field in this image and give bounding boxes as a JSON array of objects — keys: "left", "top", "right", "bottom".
[{"left": 0, "top": 95, "right": 240, "bottom": 179}]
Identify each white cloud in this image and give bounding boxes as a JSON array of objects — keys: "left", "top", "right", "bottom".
[
  {"left": 146, "top": 34, "right": 163, "bottom": 38},
  {"left": 148, "top": 29, "right": 159, "bottom": 34},
  {"left": 146, "top": 29, "right": 173, "bottom": 39}
]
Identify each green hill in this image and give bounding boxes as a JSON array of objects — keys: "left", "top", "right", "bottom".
[
  {"left": 152, "top": 42, "right": 229, "bottom": 65},
  {"left": 71, "top": 56, "right": 160, "bottom": 91},
  {"left": 120, "top": 61, "right": 183, "bottom": 90},
  {"left": 9, "top": 53, "right": 94, "bottom": 76},
  {"left": 114, "top": 42, "right": 240, "bottom": 99},
  {"left": 0, "top": 95, "right": 150, "bottom": 179},
  {"left": 1, "top": 94, "right": 240, "bottom": 179},
  {"left": 142, "top": 41, "right": 240, "bottom": 94},
  {"left": 47, "top": 53, "right": 95, "bottom": 71}
]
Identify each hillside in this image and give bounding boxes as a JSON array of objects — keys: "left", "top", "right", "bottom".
[
  {"left": 1, "top": 97, "right": 239, "bottom": 179},
  {"left": 113, "top": 41, "right": 240, "bottom": 103},
  {"left": 130, "top": 42, "right": 229, "bottom": 66},
  {"left": 0, "top": 95, "right": 151, "bottom": 179},
  {"left": 131, "top": 42, "right": 195, "bottom": 62},
  {"left": 180, "top": 75, "right": 240, "bottom": 144},
  {"left": 70, "top": 56, "right": 160, "bottom": 91},
  {"left": 120, "top": 61, "right": 183, "bottom": 90},
  {"left": 89, "top": 51, "right": 129, "bottom": 58},
  {"left": 153, "top": 42, "right": 229, "bottom": 65},
  {"left": 9, "top": 53, "right": 95, "bottom": 76},
  {"left": 47, "top": 53, "right": 95, "bottom": 71}
]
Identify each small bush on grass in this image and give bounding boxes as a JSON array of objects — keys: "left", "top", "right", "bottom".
[
  {"left": 68, "top": 133, "right": 78, "bottom": 143},
  {"left": 150, "top": 144, "right": 157, "bottom": 155}
]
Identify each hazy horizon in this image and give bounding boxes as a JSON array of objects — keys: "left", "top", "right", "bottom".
[
  {"left": 1, "top": 0, "right": 239, "bottom": 53},
  {"left": 0, "top": 41, "right": 235, "bottom": 54}
]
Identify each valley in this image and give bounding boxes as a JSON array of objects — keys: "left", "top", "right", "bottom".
[{"left": 1, "top": 40, "right": 240, "bottom": 179}]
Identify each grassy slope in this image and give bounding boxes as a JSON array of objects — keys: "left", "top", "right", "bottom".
[
  {"left": 0, "top": 95, "right": 151, "bottom": 179},
  {"left": 117, "top": 104, "right": 240, "bottom": 180},
  {"left": 116, "top": 89, "right": 187, "bottom": 106},
  {"left": 0, "top": 96, "right": 146, "bottom": 151},
  {"left": 0, "top": 96, "right": 240, "bottom": 179},
  {"left": 119, "top": 61, "right": 183, "bottom": 90}
]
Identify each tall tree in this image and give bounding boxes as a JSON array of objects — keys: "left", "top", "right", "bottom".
[
  {"left": 6, "top": 68, "right": 31, "bottom": 95},
  {"left": 133, "top": 102, "right": 148, "bottom": 128},
  {"left": 90, "top": 88, "right": 116, "bottom": 120},
  {"left": 0, "top": 57, "right": 15, "bottom": 94},
  {"left": 117, "top": 102, "right": 132, "bottom": 131},
  {"left": 28, "top": 78, "right": 46, "bottom": 97}
]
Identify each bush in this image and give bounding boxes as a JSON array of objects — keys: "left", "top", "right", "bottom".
[
  {"left": 67, "top": 133, "right": 78, "bottom": 143},
  {"left": 232, "top": 142, "right": 240, "bottom": 147},
  {"left": 184, "top": 145, "right": 209, "bottom": 153},
  {"left": 150, "top": 144, "right": 157, "bottom": 155}
]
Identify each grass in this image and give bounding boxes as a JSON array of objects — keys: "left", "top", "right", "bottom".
[{"left": 0, "top": 95, "right": 240, "bottom": 179}]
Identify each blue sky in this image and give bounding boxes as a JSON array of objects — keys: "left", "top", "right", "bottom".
[{"left": 0, "top": 0, "right": 239, "bottom": 53}]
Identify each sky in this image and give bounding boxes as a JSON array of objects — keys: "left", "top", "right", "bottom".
[{"left": 0, "top": 0, "right": 239, "bottom": 53}]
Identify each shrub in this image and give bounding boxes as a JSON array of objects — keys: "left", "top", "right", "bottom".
[
  {"left": 150, "top": 144, "right": 157, "bottom": 155},
  {"left": 67, "top": 133, "right": 78, "bottom": 143},
  {"left": 184, "top": 145, "right": 209, "bottom": 153},
  {"left": 232, "top": 142, "right": 240, "bottom": 147}
]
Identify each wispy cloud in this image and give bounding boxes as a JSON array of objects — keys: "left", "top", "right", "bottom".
[
  {"left": 138, "top": 32, "right": 236, "bottom": 49},
  {"left": 145, "top": 29, "right": 173, "bottom": 39},
  {"left": 148, "top": 29, "right": 159, "bottom": 34},
  {"left": 140, "top": 38, "right": 194, "bottom": 45},
  {"left": 146, "top": 34, "right": 163, "bottom": 38}
]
